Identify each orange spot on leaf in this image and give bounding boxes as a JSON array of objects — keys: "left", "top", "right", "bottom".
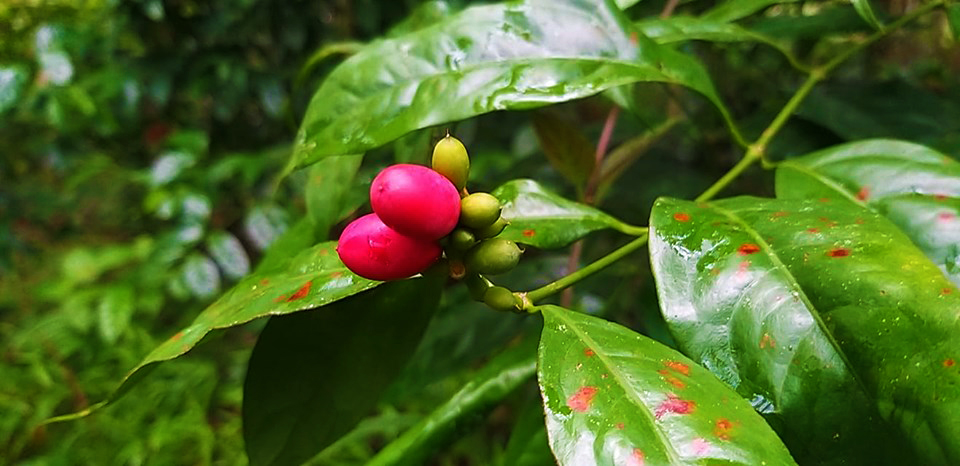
[
  {"left": 942, "top": 288, "right": 953, "bottom": 296},
  {"left": 818, "top": 198, "right": 831, "bottom": 203},
  {"left": 759, "top": 333, "right": 776, "bottom": 349},
  {"left": 260, "top": 279, "right": 270, "bottom": 285},
  {"left": 737, "top": 243, "right": 760, "bottom": 255},
  {"left": 171, "top": 332, "right": 184, "bottom": 342},
  {"left": 806, "top": 228, "right": 820, "bottom": 234},
  {"left": 771, "top": 211, "right": 789, "bottom": 218},
  {"left": 945, "top": 359, "right": 956, "bottom": 368},
  {"left": 827, "top": 248, "right": 851, "bottom": 258},
  {"left": 664, "top": 360, "right": 691, "bottom": 376},
  {"left": 629, "top": 448, "right": 645, "bottom": 466},
  {"left": 584, "top": 348, "right": 595, "bottom": 357},
  {"left": 286, "top": 281, "right": 313, "bottom": 301},
  {"left": 330, "top": 271, "right": 343, "bottom": 279},
  {"left": 674, "top": 212, "right": 691, "bottom": 222},
  {"left": 522, "top": 229, "right": 536, "bottom": 237},
  {"left": 567, "top": 386, "right": 598, "bottom": 412},
  {"left": 714, "top": 418, "right": 737, "bottom": 440},
  {"left": 273, "top": 295, "right": 287, "bottom": 302},
  {"left": 856, "top": 186, "right": 870, "bottom": 201},
  {"left": 655, "top": 394, "right": 695, "bottom": 420},
  {"left": 616, "top": 422, "right": 625, "bottom": 430}
]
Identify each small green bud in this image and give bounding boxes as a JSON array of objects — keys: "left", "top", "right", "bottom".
[
  {"left": 449, "top": 228, "right": 477, "bottom": 252},
  {"left": 459, "top": 193, "right": 502, "bottom": 229},
  {"left": 483, "top": 286, "right": 521, "bottom": 312},
  {"left": 465, "top": 273, "right": 493, "bottom": 301},
  {"left": 432, "top": 135, "right": 470, "bottom": 191},
  {"left": 475, "top": 216, "right": 509, "bottom": 239},
  {"left": 466, "top": 238, "right": 522, "bottom": 275}
]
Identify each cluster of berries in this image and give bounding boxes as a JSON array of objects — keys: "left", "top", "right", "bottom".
[{"left": 336, "top": 135, "right": 523, "bottom": 310}]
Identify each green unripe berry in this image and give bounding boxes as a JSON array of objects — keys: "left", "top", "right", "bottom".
[
  {"left": 465, "top": 273, "right": 493, "bottom": 301},
  {"left": 483, "top": 286, "right": 521, "bottom": 312},
  {"left": 475, "top": 216, "right": 509, "bottom": 239},
  {"left": 466, "top": 238, "right": 522, "bottom": 275},
  {"left": 432, "top": 135, "right": 470, "bottom": 191},
  {"left": 449, "top": 228, "right": 477, "bottom": 252},
  {"left": 460, "top": 193, "right": 501, "bottom": 229}
]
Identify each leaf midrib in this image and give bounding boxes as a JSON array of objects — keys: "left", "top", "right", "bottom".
[
  {"left": 545, "top": 306, "right": 683, "bottom": 464},
  {"left": 706, "top": 202, "right": 876, "bottom": 408}
]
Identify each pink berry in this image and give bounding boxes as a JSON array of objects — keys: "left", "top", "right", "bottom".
[
  {"left": 370, "top": 164, "right": 461, "bottom": 241},
  {"left": 336, "top": 213, "right": 441, "bottom": 281}
]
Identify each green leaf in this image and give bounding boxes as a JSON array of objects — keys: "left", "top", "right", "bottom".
[
  {"left": 492, "top": 179, "right": 644, "bottom": 249},
  {"left": 949, "top": 4, "right": 960, "bottom": 41},
  {"left": 851, "top": 0, "right": 883, "bottom": 29},
  {"left": 635, "top": 17, "right": 803, "bottom": 70},
  {"left": 776, "top": 139, "right": 960, "bottom": 285},
  {"left": 702, "top": 0, "right": 799, "bottom": 23},
  {"left": 367, "top": 338, "right": 537, "bottom": 466},
  {"left": 499, "top": 394, "right": 556, "bottom": 466},
  {"left": 648, "top": 196, "right": 960, "bottom": 464},
  {"left": 531, "top": 110, "right": 596, "bottom": 190},
  {"left": 96, "top": 285, "right": 135, "bottom": 344},
  {"left": 45, "top": 241, "right": 380, "bottom": 423},
  {"left": 538, "top": 305, "right": 797, "bottom": 465},
  {"left": 305, "top": 153, "right": 364, "bottom": 236},
  {"left": 293, "top": 0, "right": 737, "bottom": 168},
  {"left": 254, "top": 217, "right": 318, "bottom": 273},
  {"left": 0, "top": 64, "right": 30, "bottom": 113},
  {"left": 206, "top": 231, "right": 250, "bottom": 280},
  {"left": 243, "top": 271, "right": 444, "bottom": 466}
]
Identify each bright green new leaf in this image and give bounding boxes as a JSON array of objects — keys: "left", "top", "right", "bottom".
[
  {"left": 493, "top": 179, "right": 645, "bottom": 249},
  {"left": 649, "top": 196, "right": 960, "bottom": 464},
  {"left": 367, "top": 338, "right": 537, "bottom": 466},
  {"left": 293, "top": 0, "right": 736, "bottom": 168},
  {"left": 538, "top": 305, "right": 797, "bottom": 465},
  {"left": 776, "top": 139, "right": 960, "bottom": 285},
  {"left": 243, "top": 270, "right": 443, "bottom": 466},
  {"left": 45, "top": 241, "right": 381, "bottom": 423}
]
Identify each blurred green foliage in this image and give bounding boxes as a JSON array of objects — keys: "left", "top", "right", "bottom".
[{"left": 1, "top": 0, "right": 958, "bottom": 464}]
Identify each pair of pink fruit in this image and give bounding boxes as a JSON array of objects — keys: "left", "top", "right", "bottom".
[{"left": 336, "top": 164, "right": 462, "bottom": 281}]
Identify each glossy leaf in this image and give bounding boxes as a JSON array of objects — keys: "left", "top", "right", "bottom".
[
  {"left": 538, "top": 305, "right": 797, "bottom": 465},
  {"left": 702, "top": 0, "right": 799, "bottom": 23},
  {"left": 243, "top": 271, "right": 443, "bottom": 466},
  {"left": 776, "top": 139, "right": 960, "bottom": 285},
  {"left": 367, "top": 339, "right": 537, "bottom": 466},
  {"left": 635, "top": 17, "right": 801, "bottom": 69},
  {"left": 851, "top": 0, "right": 883, "bottom": 30},
  {"left": 493, "top": 179, "right": 644, "bottom": 249},
  {"left": 293, "top": 0, "right": 736, "bottom": 168},
  {"left": 305, "top": 153, "right": 364, "bottom": 236},
  {"left": 649, "top": 196, "right": 960, "bottom": 464},
  {"left": 46, "top": 241, "right": 381, "bottom": 423}
]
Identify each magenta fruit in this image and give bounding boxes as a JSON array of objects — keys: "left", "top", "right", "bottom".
[
  {"left": 336, "top": 213, "right": 441, "bottom": 281},
  {"left": 370, "top": 164, "right": 461, "bottom": 241}
]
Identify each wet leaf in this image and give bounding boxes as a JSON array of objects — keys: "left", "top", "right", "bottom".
[
  {"left": 206, "top": 231, "right": 250, "bottom": 280},
  {"left": 649, "top": 196, "right": 960, "bottom": 464},
  {"left": 368, "top": 338, "right": 537, "bottom": 466},
  {"left": 635, "top": 17, "right": 799, "bottom": 67},
  {"left": 243, "top": 270, "right": 443, "bottom": 466},
  {"left": 293, "top": 0, "right": 736, "bottom": 168},
  {"left": 776, "top": 139, "right": 960, "bottom": 285},
  {"left": 531, "top": 111, "right": 596, "bottom": 190},
  {"left": 45, "top": 241, "right": 380, "bottom": 423},
  {"left": 538, "top": 305, "right": 797, "bottom": 465},
  {"left": 493, "top": 179, "right": 644, "bottom": 249}
]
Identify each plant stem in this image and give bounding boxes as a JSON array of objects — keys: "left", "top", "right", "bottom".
[
  {"left": 521, "top": 1, "right": 941, "bottom": 309},
  {"left": 524, "top": 233, "right": 648, "bottom": 309}
]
